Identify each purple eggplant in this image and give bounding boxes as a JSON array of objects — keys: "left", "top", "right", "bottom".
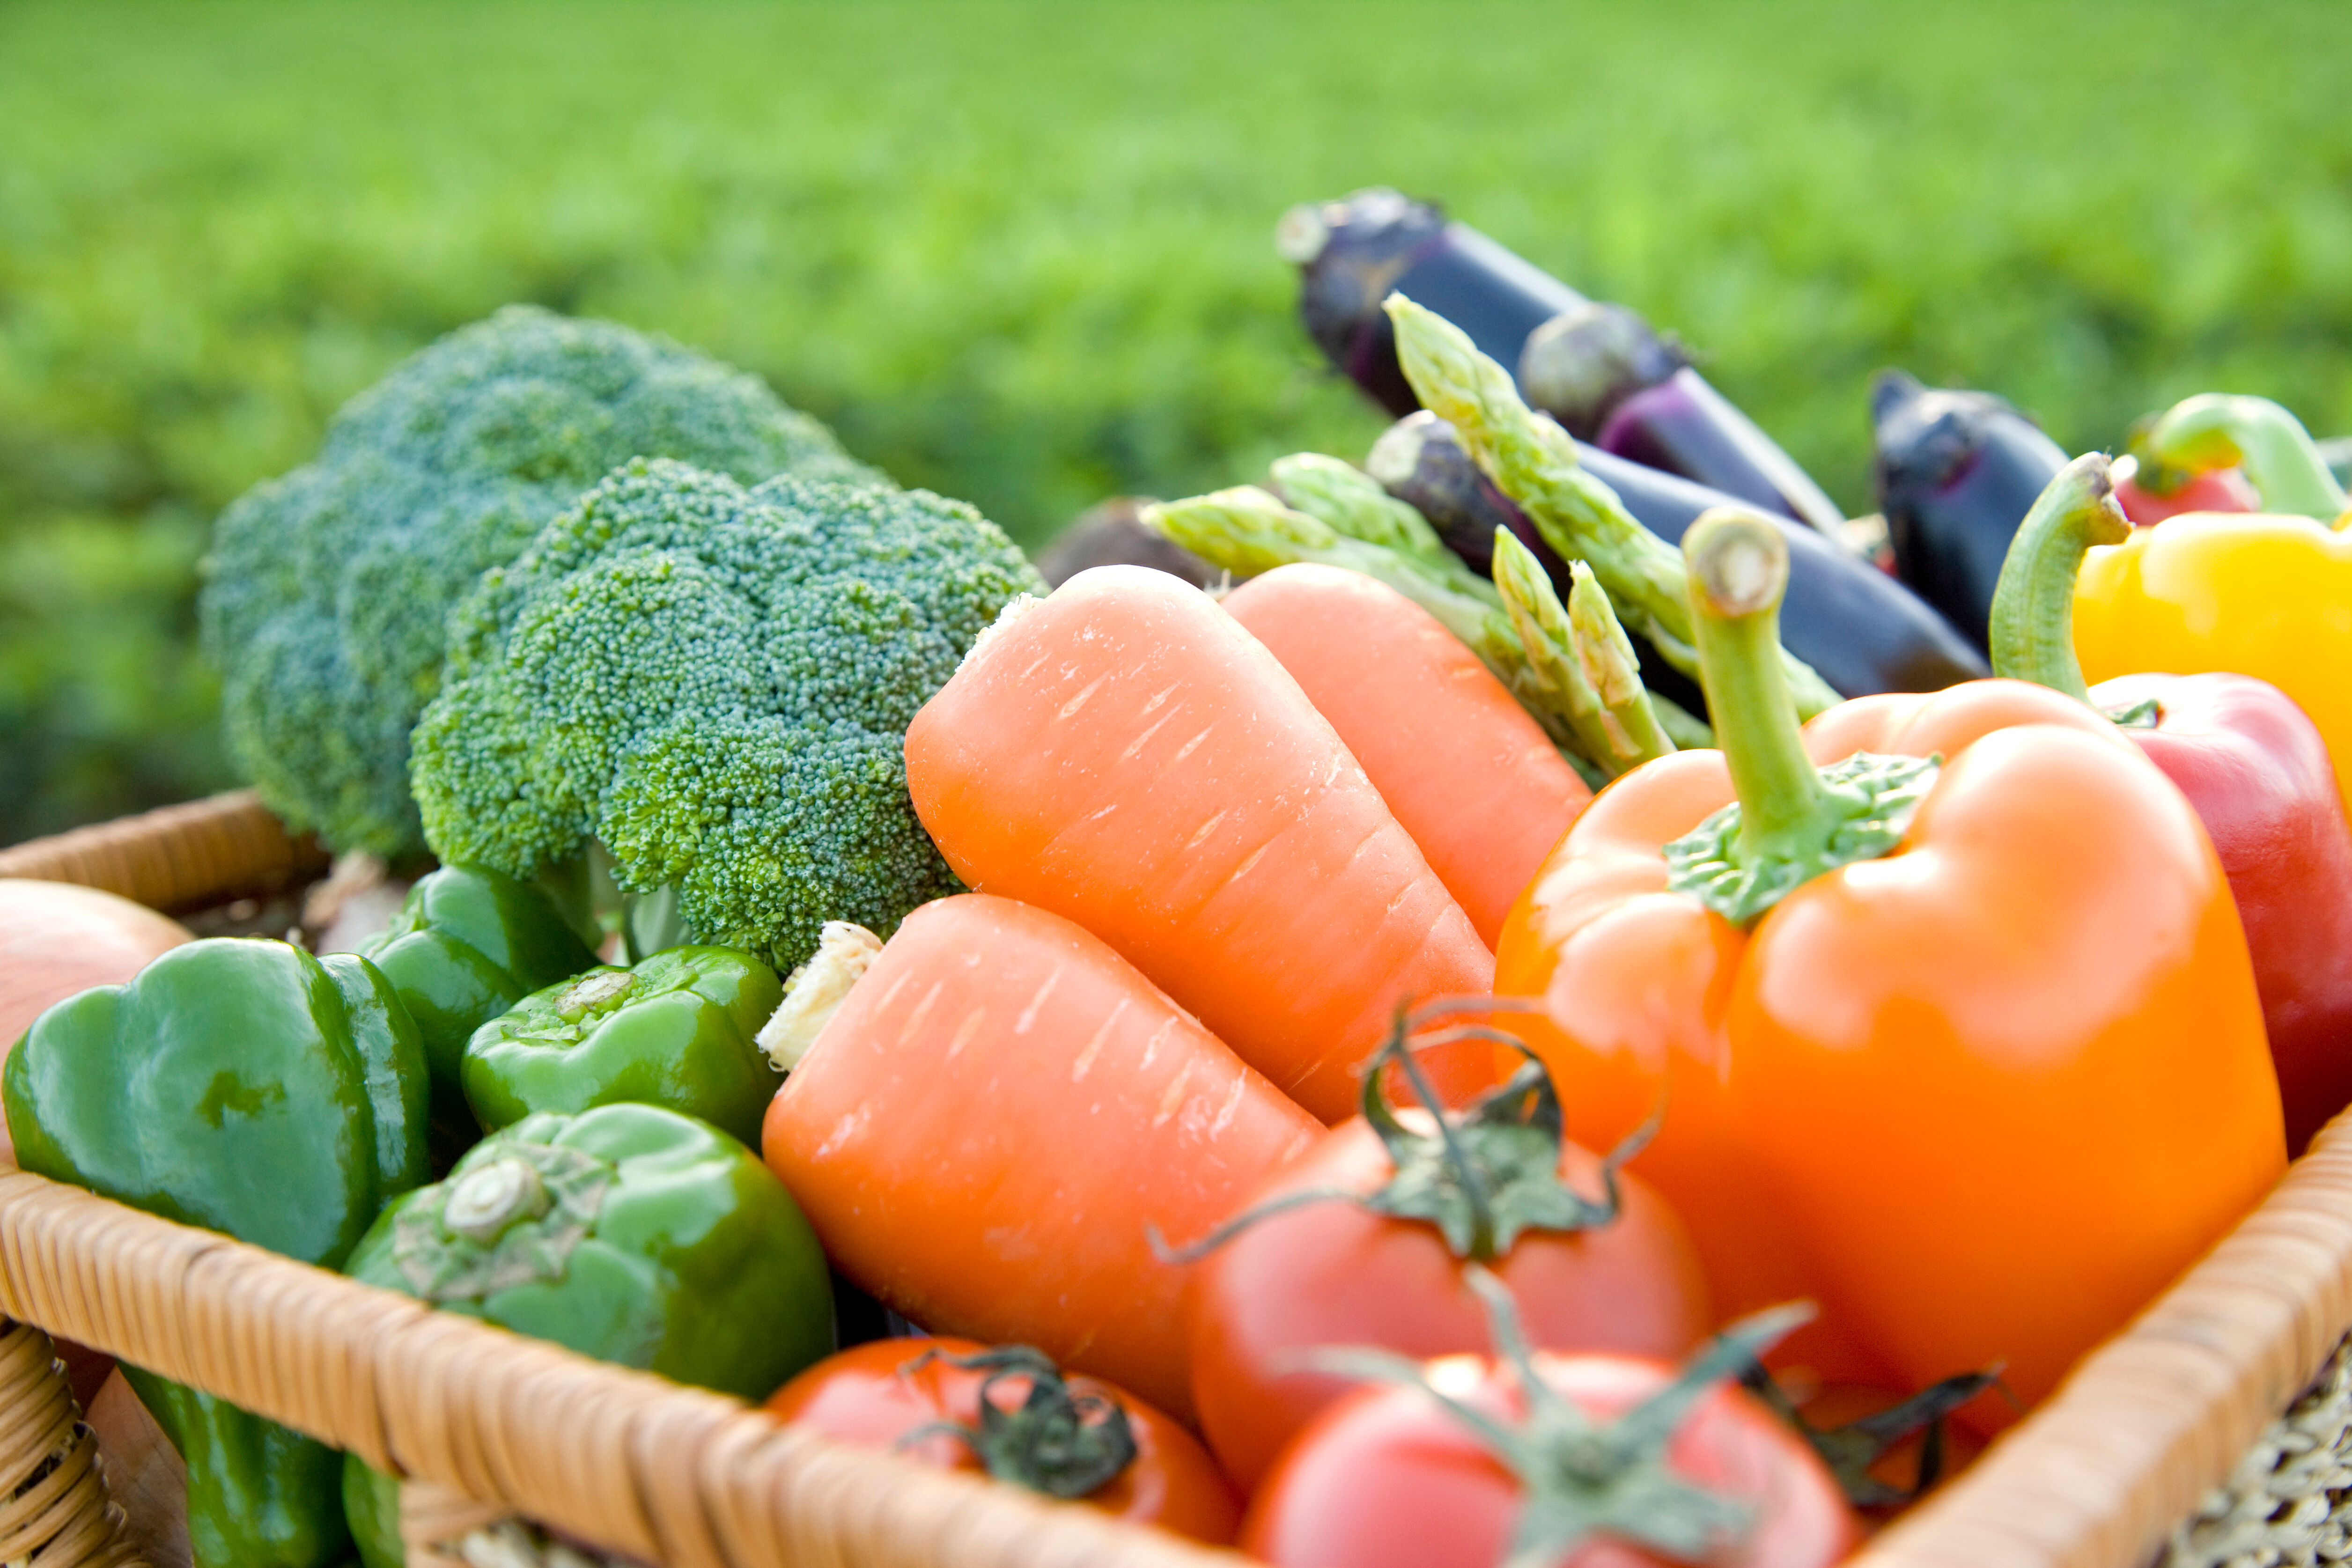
[
  {"left": 1586, "top": 366, "right": 1847, "bottom": 537},
  {"left": 1363, "top": 409, "right": 1528, "bottom": 575},
  {"left": 1367, "top": 412, "right": 1987, "bottom": 703},
  {"left": 1514, "top": 302, "right": 1687, "bottom": 434},
  {"left": 1033, "top": 497, "right": 1222, "bottom": 589},
  {"left": 1281, "top": 188, "right": 1588, "bottom": 420},
  {"left": 1870, "top": 371, "right": 2070, "bottom": 653},
  {"left": 1282, "top": 188, "right": 1843, "bottom": 536},
  {"left": 1519, "top": 304, "right": 1846, "bottom": 537}
]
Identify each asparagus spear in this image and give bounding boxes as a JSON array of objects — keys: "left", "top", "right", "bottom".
[
  {"left": 1145, "top": 487, "right": 1700, "bottom": 782},
  {"left": 1568, "top": 561, "right": 1689, "bottom": 763},
  {"left": 1386, "top": 293, "right": 1843, "bottom": 720},
  {"left": 1146, "top": 485, "right": 1505, "bottom": 646},
  {"left": 1267, "top": 453, "right": 1453, "bottom": 567},
  {"left": 1491, "top": 531, "right": 1685, "bottom": 775}
]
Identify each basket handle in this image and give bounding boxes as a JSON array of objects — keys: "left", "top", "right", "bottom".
[{"left": 0, "top": 790, "right": 326, "bottom": 912}]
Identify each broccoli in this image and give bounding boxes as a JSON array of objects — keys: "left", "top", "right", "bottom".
[
  {"left": 409, "top": 457, "right": 1045, "bottom": 972},
  {"left": 199, "top": 305, "right": 879, "bottom": 859}
]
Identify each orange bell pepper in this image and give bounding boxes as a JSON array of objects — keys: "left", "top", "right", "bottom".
[{"left": 1494, "top": 509, "right": 2284, "bottom": 1424}]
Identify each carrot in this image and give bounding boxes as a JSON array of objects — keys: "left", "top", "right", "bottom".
[
  {"left": 1221, "top": 563, "right": 1592, "bottom": 946},
  {"left": 760, "top": 893, "right": 1321, "bottom": 1421},
  {"left": 902, "top": 564, "right": 1498, "bottom": 1122}
]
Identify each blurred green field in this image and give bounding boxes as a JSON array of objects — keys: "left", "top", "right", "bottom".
[{"left": 4, "top": 0, "right": 2350, "bottom": 844}]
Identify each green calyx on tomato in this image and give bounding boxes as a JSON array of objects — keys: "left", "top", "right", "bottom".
[
  {"left": 1660, "top": 513, "right": 1938, "bottom": 927},
  {"left": 1308, "top": 1267, "right": 1811, "bottom": 1568},
  {"left": 1737, "top": 1362, "right": 2003, "bottom": 1512},
  {"left": 1163, "top": 998, "right": 1652, "bottom": 1265},
  {"left": 894, "top": 1345, "right": 1139, "bottom": 1500}
]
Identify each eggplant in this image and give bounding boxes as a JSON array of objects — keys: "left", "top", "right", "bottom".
[
  {"left": 1870, "top": 372, "right": 2070, "bottom": 653},
  {"left": 1367, "top": 412, "right": 1987, "bottom": 703},
  {"left": 1585, "top": 366, "right": 1847, "bottom": 537},
  {"left": 1282, "top": 188, "right": 1843, "bottom": 536},
  {"left": 1281, "top": 188, "right": 1587, "bottom": 420},
  {"left": 1514, "top": 302, "right": 1685, "bottom": 434},
  {"left": 1363, "top": 409, "right": 1528, "bottom": 576},
  {"left": 1034, "top": 497, "right": 1222, "bottom": 589}
]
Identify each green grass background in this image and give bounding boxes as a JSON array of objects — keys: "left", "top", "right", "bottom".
[{"left": 4, "top": 0, "right": 2349, "bottom": 843}]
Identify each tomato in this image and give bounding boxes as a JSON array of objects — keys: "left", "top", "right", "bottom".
[
  {"left": 765, "top": 1337, "right": 1239, "bottom": 1545},
  {"left": 1243, "top": 1349, "right": 1856, "bottom": 1568},
  {"left": 1186, "top": 1109, "right": 1711, "bottom": 1492}
]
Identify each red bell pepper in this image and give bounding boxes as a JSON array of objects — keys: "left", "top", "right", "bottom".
[
  {"left": 2112, "top": 457, "right": 2258, "bottom": 525},
  {"left": 1991, "top": 453, "right": 2352, "bottom": 1150}
]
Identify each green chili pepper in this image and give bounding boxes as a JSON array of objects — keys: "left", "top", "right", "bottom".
[
  {"left": 358, "top": 864, "right": 597, "bottom": 1154},
  {"left": 341, "top": 1104, "right": 833, "bottom": 1563},
  {"left": 461, "top": 947, "right": 782, "bottom": 1148},
  {"left": 3, "top": 937, "right": 430, "bottom": 1568}
]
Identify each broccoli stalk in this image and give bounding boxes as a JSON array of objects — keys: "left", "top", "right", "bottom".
[
  {"left": 530, "top": 844, "right": 686, "bottom": 962},
  {"left": 410, "top": 459, "right": 1042, "bottom": 972},
  {"left": 201, "top": 306, "right": 880, "bottom": 859}
]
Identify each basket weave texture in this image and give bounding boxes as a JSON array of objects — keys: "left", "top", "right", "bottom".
[
  {"left": 3, "top": 795, "right": 2352, "bottom": 1568},
  {"left": 0, "top": 790, "right": 325, "bottom": 910}
]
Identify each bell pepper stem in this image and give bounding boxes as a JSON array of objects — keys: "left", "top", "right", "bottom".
[
  {"left": 1667, "top": 514, "right": 1938, "bottom": 926},
  {"left": 443, "top": 1156, "right": 553, "bottom": 1244},
  {"left": 2144, "top": 393, "right": 2351, "bottom": 523},
  {"left": 1684, "top": 513, "right": 1835, "bottom": 857},
  {"left": 1986, "top": 453, "right": 2129, "bottom": 703}
]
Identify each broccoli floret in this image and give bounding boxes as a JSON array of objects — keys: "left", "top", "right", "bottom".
[
  {"left": 409, "top": 458, "right": 1044, "bottom": 971},
  {"left": 199, "top": 305, "right": 880, "bottom": 859}
]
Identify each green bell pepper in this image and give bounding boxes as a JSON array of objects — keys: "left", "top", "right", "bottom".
[
  {"left": 358, "top": 864, "right": 597, "bottom": 1154},
  {"left": 341, "top": 1104, "right": 834, "bottom": 1563},
  {"left": 342, "top": 1453, "right": 403, "bottom": 1568},
  {"left": 461, "top": 947, "right": 782, "bottom": 1148},
  {"left": 3, "top": 937, "right": 429, "bottom": 1568},
  {"left": 346, "top": 1102, "right": 832, "bottom": 1393},
  {"left": 125, "top": 1374, "right": 353, "bottom": 1568}
]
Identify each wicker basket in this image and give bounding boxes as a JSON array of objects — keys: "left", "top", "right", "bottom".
[{"left": 2, "top": 795, "right": 2351, "bottom": 1568}]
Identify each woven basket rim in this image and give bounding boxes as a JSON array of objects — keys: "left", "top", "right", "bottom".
[{"left": 7, "top": 793, "right": 2351, "bottom": 1568}]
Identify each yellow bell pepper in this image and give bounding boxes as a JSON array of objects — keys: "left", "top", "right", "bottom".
[{"left": 2073, "top": 512, "right": 2352, "bottom": 809}]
